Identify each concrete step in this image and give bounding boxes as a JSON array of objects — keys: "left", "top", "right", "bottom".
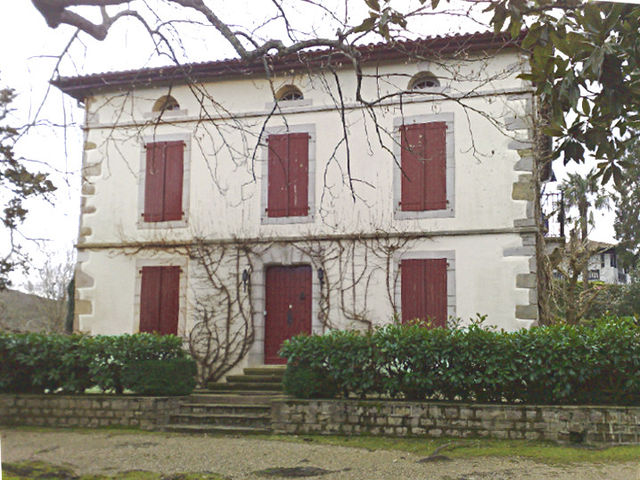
[
  {"left": 189, "top": 392, "right": 285, "bottom": 404},
  {"left": 206, "top": 382, "right": 283, "bottom": 392},
  {"left": 163, "top": 424, "right": 271, "bottom": 435},
  {"left": 243, "top": 366, "right": 287, "bottom": 376},
  {"left": 170, "top": 412, "right": 271, "bottom": 428},
  {"left": 226, "top": 374, "right": 283, "bottom": 384},
  {"left": 180, "top": 403, "right": 270, "bottom": 415}
]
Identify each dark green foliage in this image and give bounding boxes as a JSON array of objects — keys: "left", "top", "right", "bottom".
[
  {"left": 0, "top": 81, "right": 56, "bottom": 289},
  {"left": 280, "top": 319, "right": 640, "bottom": 405},
  {"left": 0, "top": 332, "right": 190, "bottom": 395},
  {"left": 121, "top": 358, "right": 196, "bottom": 395},
  {"left": 282, "top": 363, "right": 338, "bottom": 399}
]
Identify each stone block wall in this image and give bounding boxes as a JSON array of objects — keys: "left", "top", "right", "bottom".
[
  {"left": 0, "top": 395, "right": 183, "bottom": 430},
  {"left": 271, "top": 399, "right": 640, "bottom": 445}
]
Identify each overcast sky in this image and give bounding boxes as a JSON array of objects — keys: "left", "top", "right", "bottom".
[{"left": 0, "top": 1, "right": 619, "bottom": 290}]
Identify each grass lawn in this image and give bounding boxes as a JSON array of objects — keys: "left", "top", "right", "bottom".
[
  {"left": 2, "top": 461, "right": 228, "bottom": 480},
  {"left": 258, "top": 434, "right": 640, "bottom": 464}
]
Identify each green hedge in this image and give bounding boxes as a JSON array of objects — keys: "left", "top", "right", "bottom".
[
  {"left": 0, "top": 333, "right": 194, "bottom": 395},
  {"left": 279, "top": 318, "right": 640, "bottom": 405},
  {"left": 122, "top": 358, "right": 197, "bottom": 395}
]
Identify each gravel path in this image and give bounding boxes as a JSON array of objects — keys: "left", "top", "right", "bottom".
[{"left": 1, "top": 429, "right": 639, "bottom": 480}]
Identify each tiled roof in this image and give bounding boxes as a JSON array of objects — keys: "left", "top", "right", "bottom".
[{"left": 52, "top": 30, "right": 523, "bottom": 100}]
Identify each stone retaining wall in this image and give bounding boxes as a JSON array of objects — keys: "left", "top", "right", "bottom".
[
  {"left": 0, "top": 395, "right": 183, "bottom": 430},
  {"left": 271, "top": 399, "right": 640, "bottom": 444}
]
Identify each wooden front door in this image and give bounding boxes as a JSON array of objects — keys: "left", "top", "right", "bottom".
[{"left": 264, "top": 265, "right": 312, "bottom": 364}]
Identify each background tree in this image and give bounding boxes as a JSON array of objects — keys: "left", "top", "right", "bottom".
[
  {"left": 559, "top": 169, "right": 610, "bottom": 286},
  {"left": 0, "top": 78, "right": 56, "bottom": 289},
  {"left": 614, "top": 139, "right": 640, "bottom": 269},
  {"left": 23, "top": 252, "right": 75, "bottom": 333}
]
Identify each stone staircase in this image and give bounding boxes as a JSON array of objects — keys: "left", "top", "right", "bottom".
[{"left": 163, "top": 366, "right": 285, "bottom": 434}]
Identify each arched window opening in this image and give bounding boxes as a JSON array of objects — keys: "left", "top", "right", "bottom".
[
  {"left": 275, "top": 85, "right": 304, "bottom": 101},
  {"left": 152, "top": 95, "right": 180, "bottom": 112},
  {"left": 408, "top": 72, "right": 441, "bottom": 91}
]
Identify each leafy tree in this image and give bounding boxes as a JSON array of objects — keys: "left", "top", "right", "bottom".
[
  {"left": 614, "top": 139, "right": 640, "bottom": 268},
  {"left": 0, "top": 80, "right": 56, "bottom": 289}
]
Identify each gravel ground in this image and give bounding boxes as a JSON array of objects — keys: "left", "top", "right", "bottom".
[{"left": 1, "top": 429, "right": 639, "bottom": 480}]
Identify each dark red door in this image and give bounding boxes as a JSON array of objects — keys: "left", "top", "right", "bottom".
[{"left": 264, "top": 265, "right": 312, "bottom": 364}]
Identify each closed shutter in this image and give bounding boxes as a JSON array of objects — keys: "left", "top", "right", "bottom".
[
  {"left": 163, "top": 141, "right": 184, "bottom": 221},
  {"left": 267, "top": 133, "right": 309, "bottom": 217},
  {"left": 267, "top": 134, "right": 289, "bottom": 217},
  {"left": 143, "top": 141, "right": 184, "bottom": 222},
  {"left": 140, "top": 266, "right": 180, "bottom": 334},
  {"left": 400, "top": 124, "right": 425, "bottom": 211},
  {"left": 143, "top": 143, "right": 166, "bottom": 222},
  {"left": 401, "top": 258, "right": 448, "bottom": 327},
  {"left": 159, "top": 266, "right": 180, "bottom": 334},
  {"left": 400, "top": 122, "right": 447, "bottom": 211},
  {"left": 140, "top": 266, "right": 163, "bottom": 332},
  {"left": 288, "top": 133, "right": 309, "bottom": 216},
  {"left": 424, "top": 122, "right": 447, "bottom": 210}
]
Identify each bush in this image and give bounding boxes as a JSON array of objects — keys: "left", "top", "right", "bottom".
[
  {"left": 279, "top": 318, "right": 640, "bottom": 405},
  {"left": 282, "top": 363, "right": 338, "bottom": 399},
  {"left": 121, "top": 358, "right": 197, "bottom": 395},
  {"left": 0, "top": 332, "right": 192, "bottom": 395}
]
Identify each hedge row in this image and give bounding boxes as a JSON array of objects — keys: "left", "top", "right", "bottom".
[
  {"left": 0, "top": 333, "right": 195, "bottom": 395},
  {"left": 280, "top": 318, "right": 640, "bottom": 405}
]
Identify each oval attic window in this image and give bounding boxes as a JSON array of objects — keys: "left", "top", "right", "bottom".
[
  {"left": 275, "top": 85, "right": 304, "bottom": 101},
  {"left": 409, "top": 72, "right": 441, "bottom": 90},
  {"left": 152, "top": 95, "right": 180, "bottom": 112}
]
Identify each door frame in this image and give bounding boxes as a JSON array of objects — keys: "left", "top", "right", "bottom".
[{"left": 247, "top": 245, "right": 323, "bottom": 366}]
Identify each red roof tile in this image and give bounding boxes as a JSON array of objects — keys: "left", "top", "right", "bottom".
[{"left": 52, "top": 30, "right": 523, "bottom": 100}]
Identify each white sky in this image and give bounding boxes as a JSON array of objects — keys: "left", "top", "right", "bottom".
[{"left": 0, "top": 1, "right": 618, "bottom": 289}]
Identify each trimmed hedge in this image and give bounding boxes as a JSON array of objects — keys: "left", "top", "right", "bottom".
[
  {"left": 0, "top": 333, "right": 194, "bottom": 395},
  {"left": 122, "top": 358, "right": 197, "bottom": 395},
  {"left": 279, "top": 318, "right": 640, "bottom": 405}
]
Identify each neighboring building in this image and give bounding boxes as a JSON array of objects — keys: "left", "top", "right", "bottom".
[
  {"left": 586, "top": 241, "right": 629, "bottom": 285},
  {"left": 53, "top": 31, "right": 544, "bottom": 368}
]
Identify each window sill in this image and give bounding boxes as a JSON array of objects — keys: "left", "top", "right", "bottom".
[
  {"left": 394, "top": 208, "right": 455, "bottom": 220},
  {"left": 136, "top": 218, "right": 189, "bottom": 229},
  {"left": 261, "top": 215, "right": 315, "bottom": 225}
]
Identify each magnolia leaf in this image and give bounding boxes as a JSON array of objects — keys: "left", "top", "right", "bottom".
[
  {"left": 353, "top": 16, "right": 377, "bottom": 33},
  {"left": 365, "top": 0, "right": 380, "bottom": 12}
]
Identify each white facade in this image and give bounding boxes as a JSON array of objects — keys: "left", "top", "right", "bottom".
[{"left": 61, "top": 35, "right": 542, "bottom": 369}]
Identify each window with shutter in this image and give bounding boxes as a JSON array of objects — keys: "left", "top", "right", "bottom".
[
  {"left": 143, "top": 141, "right": 184, "bottom": 222},
  {"left": 400, "top": 122, "right": 447, "bottom": 212},
  {"left": 267, "top": 133, "right": 310, "bottom": 218},
  {"left": 140, "top": 266, "right": 180, "bottom": 335},
  {"left": 401, "top": 258, "right": 448, "bottom": 327}
]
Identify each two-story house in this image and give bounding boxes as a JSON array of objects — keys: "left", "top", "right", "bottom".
[{"left": 53, "top": 31, "right": 542, "bottom": 369}]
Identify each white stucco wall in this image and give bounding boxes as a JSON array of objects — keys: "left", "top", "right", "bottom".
[{"left": 73, "top": 47, "right": 538, "bottom": 367}]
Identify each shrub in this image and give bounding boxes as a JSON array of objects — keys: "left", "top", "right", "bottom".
[
  {"left": 282, "top": 363, "right": 338, "bottom": 399},
  {"left": 121, "top": 358, "right": 197, "bottom": 395},
  {"left": 279, "top": 318, "right": 640, "bottom": 405},
  {"left": 0, "top": 332, "right": 192, "bottom": 395}
]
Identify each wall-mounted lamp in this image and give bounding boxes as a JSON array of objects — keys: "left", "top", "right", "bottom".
[
  {"left": 242, "top": 268, "right": 250, "bottom": 291},
  {"left": 317, "top": 267, "right": 324, "bottom": 287}
]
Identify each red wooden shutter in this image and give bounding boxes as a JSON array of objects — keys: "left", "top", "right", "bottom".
[
  {"left": 163, "top": 141, "right": 184, "bottom": 221},
  {"left": 267, "top": 134, "right": 289, "bottom": 217},
  {"left": 140, "top": 266, "right": 163, "bottom": 332},
  {"left": 140, "top": 266, "right": 180, "bottom": 334},
  {"left": 400, "top": 124, "right": 425, "bottom": 211},
  {"left": 401, "top": 258, "right": 448, "bottom": 327},
  {"left": 288, "top": 133, "right": 309, "bottom": 216},
  {"left": 144, "top": 143, "right": 166, "bottom": 222},
  {"left": 400, "top": 122, "right": 447, "bottom": 211},
  {"left": 159, "top": 266, "right": 180, "bottom": 334},
  {"left": 424, "top": 122, "right": 447, "bottom": 210}
]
